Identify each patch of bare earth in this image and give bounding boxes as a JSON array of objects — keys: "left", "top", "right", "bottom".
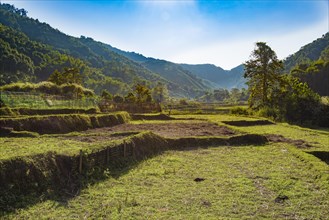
[
  {"left": 85, "top": 122, "right": 236, "bottom": 138},
  {"left": 63, "top": 134, "right": 130, "bottom": 143},
  {"left": 265, "top": 134, "right": 317, "bottom": 148}
]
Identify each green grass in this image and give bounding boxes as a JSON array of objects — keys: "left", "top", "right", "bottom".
[
  {"left": 174, "top": 114, "right": 329, "bottom": 150},
  {"left": 2, "top": 113, "right": 329, "bottom": 218},
  {"left": 0, "top": 132, "right": 135, "bottom": 161},
  {"left": 5, "top": 143, "right": 329, "bottom": 219},
  {"left": 1, "top": 92, "right": 96, "bottom": 109},
  {"left": 0, "top": 136, "right": 91, "bottom": 160}
]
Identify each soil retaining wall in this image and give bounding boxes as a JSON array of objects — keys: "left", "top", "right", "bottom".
[
  {"left": 0, "top": 132, "right": 269, "bottom": 212},
  {"left": 0, "top": 112, "right": 130, "bottom": 134},
  {"left": 222, "top": 120, "right": 274, "bottom": 126}
]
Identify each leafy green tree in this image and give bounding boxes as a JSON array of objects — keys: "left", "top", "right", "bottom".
[
  {"left": 113, "top": 95, "right": 124, "bottom": 103},
  {"left": 151, "top": 82, "right": 169, "bottom": 103},
  {"left": 101, "top": 89, "right": 112, "bottom": 101},
  {"left": 244, "top": 42, "right": 284, "bottom": 109},
  {"left": 62, "top": 67, "right": 82, "bottom": 84},
  {"left": 320, "top": 46, "right": 329, "bottom": 61},
  {"left": 229, "top": 88, "right": 241, "bottom": 104},
  {"left": 240, "top": 88, "right": 249, "bottom": 101},
  {"left": 124, "top": 92, "right": 136, "bottom": 103},
  {"left": 48, "top": 67, "right": 82, "bottom": 85},
  {"left": 276, "top": 76, "right": 322, "bottom": 124},
  {"left": 291, "top": 59, "right": 329, "bottom": 96},
  {"left": 213, "top": 89, "right": 229, "bottom": 101},
  {"left": 135, "top": 83, "right": 152, "bottom": 103},
  {"left": 48, "top": 69, "right": 63, "bottom": 85}
]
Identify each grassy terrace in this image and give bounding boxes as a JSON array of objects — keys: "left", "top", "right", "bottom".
[
  {"left": 5, "top": 143, "right": 329, "bottom": 219},
  {"left": 1, "top": 114, "right": 328, "bottom": 218},
  {"left": 0, "top": 130, "right": 152, "bottom": 161},
  {"left": 175, "top": 114, "right": 329, "bottom": 151}
]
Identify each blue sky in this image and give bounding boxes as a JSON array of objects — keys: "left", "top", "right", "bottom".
[{"left": 3, "top": 0, "right": 328, "bottom": 69}]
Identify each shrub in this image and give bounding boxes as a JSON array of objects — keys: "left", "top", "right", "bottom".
[
  {"left": 113, "top": 95, "right": 124, "bottom": 103},
  {"left": 179, "top": 98, "right": 188, "bottom": 105},
  {"left": 36, "top": 81, "right": 61, "bottom": 95},
  {"left": 256, "top": 106, "right": 280, "bottom": 121},
  {"left": 230, "top": 107, "right": 250, "bottom": 116},
  {"left": 60, "top": 83, "right": 94, "bottom": 98},
  {"left": 82, "top": 88, "right": 95, "bottom": 97},
  {"left": 0, "top": 82, "right": 35, "bottom": 92},
  {"left": 124, "top": 92, "right": 136, "bottom": 103},
  {"left": 0, "top": 82, "right": 95, "bottom": 98},
  {"left": 101, "top": 89, "right": 113, "bottom": 101}
]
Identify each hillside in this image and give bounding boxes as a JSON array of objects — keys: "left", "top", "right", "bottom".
[
  {"left": 284, "top": 32, "right": 329, "bottom": 72},
  {"left": 1, "top": 3, "right": 327, "bottom": 98},
  {"left": 107, "top": 44, "right": 215, "bottom": 93},
  {"left": 107, "top": 44, "right": 246, "bottom": 89},
  {"left": 180, "top": 64, "right": 246, "bottom": 89},
  {"left": 283, "top": 32, "right": 329, "bottom": 96},
  {"left": 0, "top": 3, "right": 209, "bottom": 98}
]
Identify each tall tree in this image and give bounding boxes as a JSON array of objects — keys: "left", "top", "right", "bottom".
[
  {"left": 135, "top": 83, "right": 152, "bottom": 103},
  {"left": 151, "top": 82, "right": 169, "bottom": 103},
  {"left": 244, "top": 42, "right": 283, "bottom": 108}
]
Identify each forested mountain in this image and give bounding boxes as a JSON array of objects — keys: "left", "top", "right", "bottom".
[
  {"left": 0, "top": 3, "right": 209, "bottom": 97},
  {"left": 283, "top": 32, "right": 329, "bottom": 96},
  {"left": 284, "top": 32, "right": 329, "bottom": 72},
  {"left": 107, "top": 45, "right": 246, "bottom": 89},
  {"left": 106, "top": 45, "right": 210, "bottom": 96},
  {"left": 179, "top": 64, "right": 246, "bottom": 89},
  {"left": 1, "top": 3, "right": 327, "bottom": 98}
]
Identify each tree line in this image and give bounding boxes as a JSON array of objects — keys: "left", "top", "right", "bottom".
[{"left": 244, "top": 42, "right": 328, "bottom": 127}]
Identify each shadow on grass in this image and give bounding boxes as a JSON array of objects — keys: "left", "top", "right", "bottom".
[
  {"left": 0, "top": 156, "right": 144, "bottom": 216},
  {"left": 0, "top": 133, "right": 269, "bottom": 216},
  {"left": 307, "top": 151, "right": 329, "bottom": 165}
]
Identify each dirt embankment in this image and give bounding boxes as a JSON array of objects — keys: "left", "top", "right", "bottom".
[
  {"left": 131, "top": 113, "right": 175, "bottom": 120},
  {"left": 0, "top": 107, "right": 98, "bottom": 116},
  {"left": 222, "top": 120, "right": 274, "bottom": 126},
  {"left": 0, "top": 112, "right": 130, "bottom": 134}
]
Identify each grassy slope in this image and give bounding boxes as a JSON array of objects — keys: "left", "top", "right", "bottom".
[
  {"left": 2, "top": 114, "right": 329, "bottom": 218},
  {"left": 6, "top": 144, "right": 328, "bottom": 219}
]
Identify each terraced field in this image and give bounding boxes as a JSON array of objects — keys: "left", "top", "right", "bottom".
[{"left": 1, "top": 113, "right": 328, "bottom": 219}]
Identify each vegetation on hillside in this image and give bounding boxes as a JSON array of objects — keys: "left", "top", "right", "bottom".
[
  {"left": 0, "top": 81, "right": 94, "bottom": 98},
  {"left": 291, "top": 52, "right": 329, "bottom": 96},
  {"left": 244, "top": 42, "right": 329, "bottom": 127},
  {"left": 0, "top": 3, "right": 213, "bottom": 98},
  {"left": 284, "top": 32, "right": 329, "bottom": 72}
]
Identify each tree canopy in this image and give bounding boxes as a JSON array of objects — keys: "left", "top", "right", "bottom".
[{"left": 244, "top": 42, "right": 284, "bottom": 109}]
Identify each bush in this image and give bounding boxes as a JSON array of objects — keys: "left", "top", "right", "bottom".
[
  {"left": 101, "top": 89, "right": 113, "bottom": 101},
  {"left": 0, "top": 82, "right": 35, "bottom": 92},
  {"left": 179, "top": 99, "right": 188, "bottom": 105},
  {"left": 0, "top": 82, "right": 95, "bottom": 98},
  {"left": 256, "top": 106, "right": 280, "bottom": 121},
  {"left": 36, "top": 81, "right": 61, "bottom": 95},
  {"left": 82, "top": 88, "right": 95, "bottom": 97},
  {"left": 113, "top": 95, "right": 124, "bottom": 103},
  {"left": 230, "top": 107, "right": 250, "bottom": 116}
]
